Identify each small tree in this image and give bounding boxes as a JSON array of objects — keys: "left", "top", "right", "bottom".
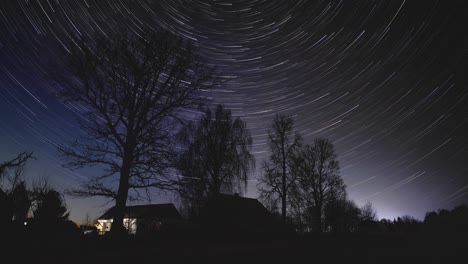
[
  {"left": 9, "top": 182, "right": 31, "bottom": 222},
  {"left": 258, "top": 114, "right": 302, "bottom": 223},
  {"left": 82, "top": 212, "right": 92, "bottom": 226},
  {"left": 0, "top": 152, "right": 34, "bottom": 222},
  {"left": 177, "top": 104, "right": 255, "bottom": 214},
  {"left": 0, "top": 189, "right": 7, "bottom": 222},
  {"left": 360, "top": 201, "right": 378, "bottom": 222},
  {"left": 53, "top": 29, "right": 217, "bottom": 235},
  {"left": 324, "top": 196, "right": 360, "bottom": 233},
  {"left": 33, "top": 189, "right": 69, "bottom": 222},
  {"left": 357, "top": 201, "right": 379, "bottom": 233}
]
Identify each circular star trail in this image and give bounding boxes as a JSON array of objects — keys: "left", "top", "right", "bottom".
[{"left": 0, "top": 0, "right": 467, "bottom": 222}]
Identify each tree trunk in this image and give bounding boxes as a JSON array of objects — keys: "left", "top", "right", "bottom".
[
  {"left": 110, "top": 162, "right": 130, "bottom": 237},
  {"left": 211, "top": 174, "right": 221, "bottom": 198},
  {"left": 315, "top": 203, "right": 322, "bottom": 233},
  {"left": 281, "top": 158, "right": 287, "bottom": 223},
  {"left": 280, "top": 134, "right": 287, "bottom": 224}
]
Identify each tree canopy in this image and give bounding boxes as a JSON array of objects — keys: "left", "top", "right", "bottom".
[
  {"left": 53, "top": 29, "right": 217, "bottom": 234},
  {"left": 291, "top": 138, "right": 346, "bottom": 232},
  {"left": 258, "top": 114, "right": 302, "bottom": 223},
  {"left": 177, "top": 104, "right": 255, "bottom": 213}
]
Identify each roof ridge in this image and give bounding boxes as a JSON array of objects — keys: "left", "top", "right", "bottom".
[
  {"left": 125, "top": 203, "right": 174, "bottom": 207},
  {"left": 218, "top": 193, "right": 259, "bottom": 200}
]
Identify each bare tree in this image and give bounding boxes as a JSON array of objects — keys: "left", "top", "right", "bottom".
[
  {"left": 293, "top": 138, "right": 345, "bottom": 232},
  {"left": 258, "top": 114, "right": 302, "bottom": 223},
  {"left": 0, "top": 152, "right": 34, "bottom": 181},
  {"left": 29, "top": 176, "right": 50, "bottom": 217},
  {"left": 177, "top": 104, "right": 255, "bottom": 213},
  {"left": 360, "top": 201, "right": 378, "bottom": 222},
  {"left": 53, "top": 30, "right": 217, "bottom": 235},
  {"left": 83, "top": 212, "right": 92, "bottom": 226}
]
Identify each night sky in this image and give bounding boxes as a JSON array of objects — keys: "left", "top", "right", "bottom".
[{"left": 0, "top": 0, "right": 467, "bottom": 224}]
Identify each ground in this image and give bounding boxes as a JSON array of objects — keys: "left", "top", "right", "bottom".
[{"left": 5, "top": 232, "right": 466, "bottom": 264}]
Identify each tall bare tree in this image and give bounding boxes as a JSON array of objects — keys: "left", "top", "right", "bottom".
[
  {"left": 258, "top": 114, "right": 302, "bottom": 223},
  {"left": 53, "top": 30, "right": 217, "bottom": 235},
  {"left": 177, "top": 104, "right": 254, "bottom": 213},
  {"left": 292, "top": 138, "right": 345, "bottom": 232}
]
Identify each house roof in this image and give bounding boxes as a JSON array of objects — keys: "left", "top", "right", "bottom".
[
  {"left": 198, "top": 194, "right": 284, "bottom": 231},
  {"left": 202, "top": 194, "right": 271, "bottom": 218},
  {"left": 98, "top": 203, "right": 181, "bottom": 220}
]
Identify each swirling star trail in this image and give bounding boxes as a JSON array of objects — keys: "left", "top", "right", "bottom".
[{"left": 0, "top": 0, "right": 467, "bottom": 222}]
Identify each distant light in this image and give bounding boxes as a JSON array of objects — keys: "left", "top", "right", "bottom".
[{"left": 24, "top": 222, "right": 27, "bottom": 226}]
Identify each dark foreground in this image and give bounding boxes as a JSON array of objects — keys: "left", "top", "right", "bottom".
[{"left": 5, "top": 232, "right": 467, "bottom": 264}]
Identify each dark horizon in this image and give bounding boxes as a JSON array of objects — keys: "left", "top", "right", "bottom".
[{"left": 1, "top": 0, "right": 467, "bottom": 224}]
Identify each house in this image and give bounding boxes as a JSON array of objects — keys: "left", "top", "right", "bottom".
[
  {"left": 197, "top": 193, "right": 290, "bottom": 235},
  {"left": 96, "top": 203, "right": 182, "bottom": 235}
]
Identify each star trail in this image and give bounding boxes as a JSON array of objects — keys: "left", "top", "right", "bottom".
[{"left": 0, "top": 0, "right": 467, "bottom": 223}]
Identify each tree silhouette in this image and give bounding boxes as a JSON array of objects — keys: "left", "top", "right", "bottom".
[
  {"left": 324, "top": 196, "right": 360, "bottom": 233},
  {"left": 33, "top": 189, "right": 69, "bottom": 222},
  {"left": 0, "top": 152, "right": 34, "bottom": 223},
  {"left": 258, "top": 114, "right": 302, "bottom": 223},
  {"left": 53, "top": 29, "right": 217, "bottom": 235},
  {"left": 360, "top": 201, "right": 378, "bottom": 222},
  {"left": 9, "top": 182, "right": 31, "bottom": 222},
  {"left": 0, "top": 189, "right": 7, "bottom": 223},
  {"left": 291, "top": 138, "right": 345, "bottom": 232},
  {"left": 424, "top": 205, "right": 468, "bottom": 233},
  {"left": 393, "top": 215, "right": 421, "bottom": 233},
  {"left": 177, "top": 104, "right": 255, "bottom": 214},
  {"left": 357, "top": 201, "right": 379, "bottom": 232},
  {"left": 0, "top": 152, "right": 34, "bottom": 179}
]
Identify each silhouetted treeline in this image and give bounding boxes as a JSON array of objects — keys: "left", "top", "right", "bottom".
[
  {"left": 0, "top": 152, "right": 79, "bottom": 240},
  {"left": 371, "top": 215, "right": 422, "bottom": 233},
  {"left": 257, "top": 115, "right": 377, "bottom": 234},
  {"left": 353, "top": 205, "right": 468, "bottom": 234},
  {"left": 424, "top": 204, "right": 468, "bottom": 233}
]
